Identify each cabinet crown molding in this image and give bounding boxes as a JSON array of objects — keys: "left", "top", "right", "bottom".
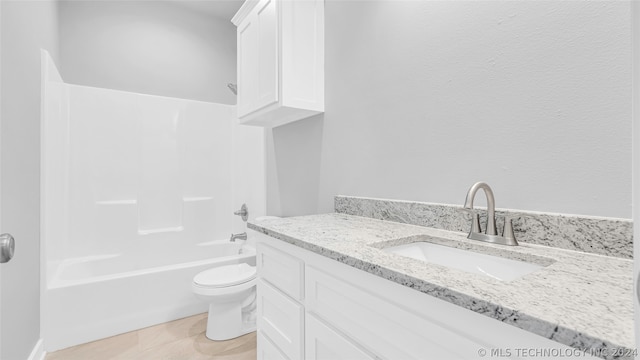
[{"left": 231, "top": 0, "right": 259, "bottom": 25}]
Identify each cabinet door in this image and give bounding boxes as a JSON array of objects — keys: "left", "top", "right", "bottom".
[
  {"left": 257, "top": 331, "right": 290, "bottom": 360},
  {"left": 306, "top": 314, "right": 374, "bottom": 360},
  {"left": 257, "top": 279, "right": 303, "bottom": 360},
  {"left": 237, "top": 13, "right": 258, "bottom": 117},
  {"left": 237, "top": 0, "right": 278, "bottom": 118},
  {"left": 255, "top": 0, "right": 278, "bottom": 110},
  {"left": 306, "top": 266, "right": 480, "bottom": 359}
]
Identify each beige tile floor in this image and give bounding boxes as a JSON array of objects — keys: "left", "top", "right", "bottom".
[{"left": 45, "top": 313, "right": 256, "bottom": 360}]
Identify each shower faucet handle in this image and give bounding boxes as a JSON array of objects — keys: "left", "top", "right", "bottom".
[{"left": 234, "top": 204, "right": 248, "bottom": 222}]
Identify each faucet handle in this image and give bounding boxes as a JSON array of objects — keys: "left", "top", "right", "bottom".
[
  {"left": 471, "top": 212, "right": 481, "bottom": 234},
  {"left": 234, "top": 204, "right": 248, "bottom": 222},
  {"left": 501, "top": 216, "right": 519, "bottom": 245},
  {"left": 458, "top": 208, "right": 482, "bottom": 234}
]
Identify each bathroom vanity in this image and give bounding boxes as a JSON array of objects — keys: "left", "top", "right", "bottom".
[{"left": 249, "top": 211, "right": 634, "bottom": 360}]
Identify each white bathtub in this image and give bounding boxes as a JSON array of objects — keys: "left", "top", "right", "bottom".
[{"left": 43, "top": 240, "right": 256, "bottom": 352}]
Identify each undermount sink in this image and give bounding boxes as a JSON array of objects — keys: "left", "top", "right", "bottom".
[{"left": 383, "top": 241, "right": 543, "bottom": 281}]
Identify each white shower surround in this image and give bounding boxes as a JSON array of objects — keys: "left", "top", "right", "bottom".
[{"left": 40, "top": 51, "right": 265, "bottom": 352}]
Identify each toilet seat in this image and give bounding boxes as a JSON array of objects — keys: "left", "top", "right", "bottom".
[{"left": 193, "top": 263, "right": 256, "bottom": 288}]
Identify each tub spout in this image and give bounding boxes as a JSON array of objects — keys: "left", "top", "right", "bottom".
[{"left": 230, "top": 232, "right": 247, "bottom": 242}]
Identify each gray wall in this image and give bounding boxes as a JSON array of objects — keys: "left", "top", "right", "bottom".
[
  {"left": 267, "top": 0, "right": 632, "bottom": 219},
  {"left": 1, "top": 1, "right": 59, "bottom": 358},
  {"left": 59, "top": 1, "right": 237, "bottom": 103}
]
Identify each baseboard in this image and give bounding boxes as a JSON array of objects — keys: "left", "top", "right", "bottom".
[
  {"left": 44, "top": 303, "right": 208, "bottom": 352},
  {"left": 27, "top": 339, "right": 46, "bottom": 360}
]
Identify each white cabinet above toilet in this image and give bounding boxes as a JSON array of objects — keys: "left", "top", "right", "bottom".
[{"left": 231, "top": 0, "right": 324, "bottom": 128}]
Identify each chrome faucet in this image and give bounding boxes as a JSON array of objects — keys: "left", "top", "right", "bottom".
[
  {"left": 230, "top": 232, "right": 247, "bottom": 242},
  {"left": 463, "top": 182, "right": 518, "bottom": 246}
]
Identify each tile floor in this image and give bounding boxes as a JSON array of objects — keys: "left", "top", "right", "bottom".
[{"left": 45, "top": 313, "right": 256, "bottom": 360}]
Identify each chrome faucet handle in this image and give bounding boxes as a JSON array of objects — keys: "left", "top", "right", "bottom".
[
  {"left": 458, "top": 208, "right": 482, "bottom": 235},
  {"left": 234, "top": 204, "right": 248, "bottom": 222},
  {"left": 471, "top": 212, "right": 481, "bottom": 234},
  {"left": 501, "top": 216, "right": 519, "bottom": 246}
]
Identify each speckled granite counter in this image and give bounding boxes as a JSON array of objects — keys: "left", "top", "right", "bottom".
[{"left": 248, "top": 213, "right": 634, "bottom": 360}]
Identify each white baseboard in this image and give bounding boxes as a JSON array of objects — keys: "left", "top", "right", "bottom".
[{"left": 27, "top": 339, "right": 46, "bottom": 360}]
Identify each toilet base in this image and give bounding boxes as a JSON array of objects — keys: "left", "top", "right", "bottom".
[
  {"left": 192, "top": 264, "right": 257, "bottom": 341},
  {"left": 205, "top": 300, "right": 256, "bottom": 341}
]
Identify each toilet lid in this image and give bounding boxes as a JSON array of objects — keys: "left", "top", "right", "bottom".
[{"left": 194, "top": 263, "right": 256, "bottom": 288}]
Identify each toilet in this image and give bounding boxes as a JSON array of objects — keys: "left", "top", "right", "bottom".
[{"left": 192, "top": 262, "right": 257, "bottom": 341}]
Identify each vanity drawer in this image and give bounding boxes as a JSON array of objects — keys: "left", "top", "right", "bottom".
[
  {"left": 257, "top": 242, "right": 304, "bottom": 300},
  {"left": 257, "top": 279, "right": 304, "bottom": 360}
]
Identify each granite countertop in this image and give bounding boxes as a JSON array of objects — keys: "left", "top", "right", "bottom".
[{"left": 248, "top": 213, "right": 634, "bottom": 359}]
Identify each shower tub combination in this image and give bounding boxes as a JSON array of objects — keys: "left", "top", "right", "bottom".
[
  {"left": 45, "top": 241, "right": 255, "bottom": 351},
  {"left": 40, "top": 52, "right": 265, "bottom": 352}
]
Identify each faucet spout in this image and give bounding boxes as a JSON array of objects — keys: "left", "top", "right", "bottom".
[
  {"left": 230, "top": 232, "right": 247, "bottom": 242},
  {"left": 461, "top": 182, "right": 518, "bottom": 246},
  {"left": 463, "top": 182, "right": 497, "bottom": 235}
]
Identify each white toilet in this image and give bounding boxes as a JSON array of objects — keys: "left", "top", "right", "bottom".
[{"left": 192, "top": 262, "right": 257, "bottom": 341}]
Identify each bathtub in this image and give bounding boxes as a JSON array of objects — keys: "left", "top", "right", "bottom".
[{"left": 43, "top": 240, "right": 256, "bottom": 352}]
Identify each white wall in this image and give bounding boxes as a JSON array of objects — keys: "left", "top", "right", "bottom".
[
  {"left": 267, "top": 0, "right": 632, "bottom": 219},
  {"left": 1, "top": 1, "right": 59, "bottom": 359},
  {"left": 59, "top": 1, "right": 237, "bottom": 103},
  {"left": 232, "top": 112, "right": 266, "bottom": 239}
]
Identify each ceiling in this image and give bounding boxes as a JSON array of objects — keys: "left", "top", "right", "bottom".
[{"left": 165, "top": 0, "right": 244, "bottom": 20}]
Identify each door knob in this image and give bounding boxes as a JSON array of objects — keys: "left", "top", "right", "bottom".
[{"left": 0, "top": 233, "right": 15, "bottom": 263}]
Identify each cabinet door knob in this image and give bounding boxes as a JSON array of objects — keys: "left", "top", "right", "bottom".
[{"left": 0, "top": 233, "right": 15, "bottom": 263}]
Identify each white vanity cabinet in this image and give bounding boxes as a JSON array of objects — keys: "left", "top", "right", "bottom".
[
  {"left": 254, "top": 234, "right": 599, "bottom": 360},
  {"left": 231, "top": 0, "right": 324, "bottom": 128},
  {"left": 256, "top": 240, "right": 368, "bottom": 360},
  {"left": 304, "top": 314, "right": 374, "bottom": 360}
]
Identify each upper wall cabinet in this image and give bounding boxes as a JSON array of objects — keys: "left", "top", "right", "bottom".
[{"left": 232, "top": 0, "right": 324, "bottom": 128}]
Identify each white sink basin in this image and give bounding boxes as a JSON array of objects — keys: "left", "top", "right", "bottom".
[{"left": 383, "top": 242, "right": 543, "bottom": 281}]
